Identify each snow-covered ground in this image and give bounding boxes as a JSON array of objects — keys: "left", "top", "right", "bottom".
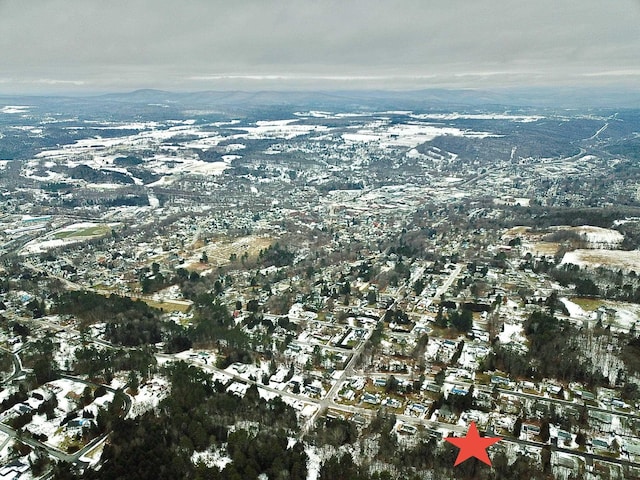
[
  {"left": 551, "top": 225, "right": 624, "bottom": 248},
  {"left": 127, "top": 376, "right": 170, "bottom": 418},
  {"left": 342, "top": 122, "right": 497, "bottom": 148},
  {"left": 19, "top": 222, "right": 116, "bottom": 255},
  {"left": 560, "top": 298, "right": 591, "bottom": 319},
  {"left": 20, "top": 238, "right": 71, "bottom": 255},
  {"left": 409, "top": 112, "right": 545, "bottom": 122},
  {"left": 46, "top": 378, "right": 87, "bottom": 413},
  {"left": 191, "top": 448, "right": 232, "bottom": 470},
  {"left": 1, "top": 105, "right": 30, "bottom": 114},
  {"left": 305, "top": 445, "right": 322, "bottom": 480},
  {"left": 561, "top": 249, "right": 640, "bottom": 272},
  {"left": 498, "top": 320, "right": 527, "bottom": 349},
  {"left": 232, "top": 119, "right": 329, "bottom": 140},
  {"left": 151, "top": 284, "right": 184, "bottom": 302}
]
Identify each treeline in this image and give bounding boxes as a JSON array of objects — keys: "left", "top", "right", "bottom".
[
  {"left": 65, "top": 165, "right": 134, "bottom": 184},
  {"left": 61, "top": 194, "right": 149, "bottom": 208},
  {"left": 506, "top": 205, "right": 640, "bottom": 230},
  {"left": 553, "top": 263, "right": 640, "bottom": 301}
]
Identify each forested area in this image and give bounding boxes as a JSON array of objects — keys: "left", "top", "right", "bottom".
[
  {"left": 487, "top": 309, "right": 640, "bottom": 403},
  {"left": 51, "top": 361, "right": 307, "bottom": 480},
  {"left": 54, "top": 291, "right": 162, "bottom": 346},
  {"left": 314, "top": 430, "right": 547, "bottom": 480},
  {"left": 73, "top": 346, "right": 156, "bottom": 380},
  {"left": 490, "top": 310, "right": 607, "bottom": 386}
]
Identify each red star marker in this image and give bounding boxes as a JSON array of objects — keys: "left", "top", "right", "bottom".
[{"left": 445, "top": 422, "right": 502, "bottom": 466}]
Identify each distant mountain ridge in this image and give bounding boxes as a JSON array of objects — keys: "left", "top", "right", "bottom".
[
  {"left": 2, "top": 87, "right": 640, "bottom": 111},
  {"left": 93, "top": 87, "right": 640, "bottom": 109}
]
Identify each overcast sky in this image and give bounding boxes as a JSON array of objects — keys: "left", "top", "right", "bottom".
[{"left": 2, "top": 0, "right": 640, "bottom": 93}]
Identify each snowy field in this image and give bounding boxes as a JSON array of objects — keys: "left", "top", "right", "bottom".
[
  {"left": 498, "top": 320, "right": 528, "bottom": 350},
  {"left": 19, "top": 222, "right": 116, "bottom": 255},
  {"left": 342, "top": 122, "right": 497, "bottom": 148},
  {"left": 561, "top": 249, "right": 640, "bottom": 272},
  {"left": 1, "top": 105, "right": 30, "bottom": 114},
  {"left": 553, "top": 225, "right": 624, "bottom": 248}
]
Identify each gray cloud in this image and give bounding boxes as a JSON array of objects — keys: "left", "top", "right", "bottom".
[{"left": 1, "top": 0, "right": 640, "bottom": 93}]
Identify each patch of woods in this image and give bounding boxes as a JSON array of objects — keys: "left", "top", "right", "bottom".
[
  {"left": 54, "top": 361, "right": 306, "bottom": 480},
  {"left": 311, "top": 408, "right": 546, "bottom": 480},
  {"left": 20, "top": 337, "right": 58, "bottom": 386},
  {"left": 73, "top": 346, "right": 156, "bottom": 383},
  {"left": 506, "top": 205, "right": 640, "bottom": 231},
  {"left": 523, "top": 310, "right": 607, "bottom": 385},
  {"left": 434, "top": 305, "right": 474, "bottom": 332},
  {"left": 552, "top": 263, "right": 640, "bottom": 302},
  {"left": 257, "top": 242, "right": 295, "bottom": 267},
  {"left": 54, "top": 291, "right": 162, "bottom": 346},
  {"left": 61, "top": 193, "right": 150, "bottom": 209},
  {"left": 63, "top": 165, "right": 134, "bottom": 184},
  {"left": 140, "top": 262, "right": 224, "bottom": 296},
  {"left": 488, "top": 309, "right": 640, "bottom": 401},
  {"left": 520, "top": 255, "right": 640, "bottom": 302},
  {"left": 55, "top": 289, "right": 272, "bottom": 375}
]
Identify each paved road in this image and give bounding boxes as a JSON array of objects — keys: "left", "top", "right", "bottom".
[
  {"left": 0, "top": 345, "right": 25, "bottom": 385},
  {"left": 301, "top": 324, "right": 375, "bottom": 436},
  {"left": 298, "top": 264, "right": 464, "bottom": 435}
]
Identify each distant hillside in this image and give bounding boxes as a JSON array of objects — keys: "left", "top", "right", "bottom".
[{"left": 92, "top": 87, "right": 640, "bottom": 110}]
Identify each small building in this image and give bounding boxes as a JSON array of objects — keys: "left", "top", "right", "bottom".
[
  {"left": 426, "top": 428, "right": 443, "bottom": 440},
  {"left": 398, "top": 423, "right": 418, "bottom": 435},
  {"left": 557, "top": 429, "right": 572, "bottom": 441},
  {"left": 0, "top": 459, "right": 29, "bottom": 480},
  {"left": 373, "top": 378, "right": 387, "bottom": 388},
  {"left": 351, "top": 414, "right": 366, "bottom": 426},
  {"left": 341, "top": 389, "right": 356, "bottom": 401},
  {"left": 66, "top": 418, "right": 95, "bottom": 432},
  {"left": 592, "top": 438, "right": 610, "bottom": 450},
  {"left": 425, "top": 383, "right": 442, "bottom": 393},
  {"left": 491, "top": 375, "right": 510, "bottom": 386},
  {"left": 547, "top": 384, "right": 562, "bottom": 395},
  {"left": 588, "top": 410, "right": 612, "bottom": 432},
  {"left": 554, "top": 455, "right": 576, "bottom": 469},
  {"left": 408, "top": 403, "right": 428, "bottom": 416},
  {"left": 362, "top": 393, "right": 379, "bottom": 405},
  {"left": 579, "top": 390, "right": 595, "bottom": 401},
  {"left": 450, "top": 387, "right": 468, "bottom": 396},
  {"left": 383, "top": 397, "right": 402, "bottom": 409},
  {"left": 622, "top": 440, "right": 640, "bottom": 457}
]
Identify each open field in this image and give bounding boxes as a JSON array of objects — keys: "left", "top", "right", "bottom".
[
  {"left": 53, "top": 223, "right": 111, "bottom": 239},
  {"left": 530, "top": 242, "right": 560, "bottom": 256},
  {"left": 186, "top": 235, "right": 273, "bottom": 269},
  {"left": 141, "top": 298, "right": 192, "bottom": 313},
  {"left": 54, "top": 224, "right": 111, "bottom": 239},
  {"left": 568, "top": 297, "right": 640, "bottom": 330},
  {"left": 570, "top": 297, "right": 605, "bottom": 311}
]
